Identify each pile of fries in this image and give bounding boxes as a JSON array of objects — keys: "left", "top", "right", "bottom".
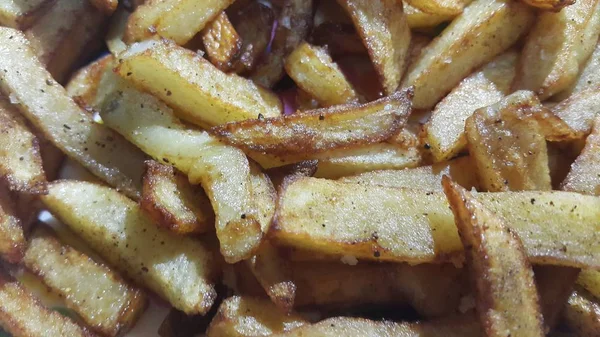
[{"left": 1, "top": 0, "right": 600, "bottom": 336}]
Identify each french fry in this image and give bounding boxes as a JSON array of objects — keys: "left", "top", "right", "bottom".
[
  {"left": 116, "top": 39, "right": 281, "bottom": 129},
  {"left": 141, "top": 160, "right": 214, "bottom": 235},
  {"left": 41, "top": 180, "right": 219, "bottom": 315},
  {"left": 403, "top": 0, "right": 534, "bottom": 109},
  {"left": 89, "top": 0, "right": 117, "bottom": 15},
  {"left": 425, "top": 50, "right": 517, "bottom": 162},
  {"left": 0, "top": 184, "right": 26, "bottom": 263},
  {"left": 0, "top": 270, "right": 94, "bottom": 337},
  {"left": 0, "top": 0, "right": 55, "bottom": 29},
  {"left": 124, "top": 0, "right": 234, "bottom": 45},
  {"left": 443, "top": 178, "right": 545, "bottom": 337},
  {"left": 211, "top": 90, "right": 412, "bottom": 157},
  {"left": 0, "top": 28, "right": 147, "bottom": 200},
  {"left": 285, "top": 42, "right": 358, "bottom": 107},
  {"left": 403, "top": 1, "right": 455, "bottom": 29},
  {"left": 513, "top": 0, "right": 600, "bottom": 100},
  {"left": 66, "top": 55, "right": 113, "bottom": 109},
  {"left": 563, "top": 288, "right": 600, "bottom": 336},
  {"left": 202, "top": 12, "right": 241, "bottom": 72},
  {"left": 578, "top": 270, "right": 600, "bottom": 303},
  {"left": 105, "top": 8, "right": 129, "bottom": 56},
  {"left": 556, "top": 41, "right": 600, "bottom": 100},
  {"left": 405, "top": 0, "right": 471, "bottom": 16},
  {"left": 271, "top": 177, "right": 600, "bottom": 268},
  {"left": 535, "top": 266, "right": 581, "bottom": 330},
  {"left": 552, "top": 87, "right": 600, "bottom": 136},
  {"left": 337, "top": 0, "right": 410, "bottom": 95},
  {"left": 561, "top": 116, "right": 600, "bottom": 195},
  {"left": 23, "top": 226, "right": 147, "bottom": 337}
]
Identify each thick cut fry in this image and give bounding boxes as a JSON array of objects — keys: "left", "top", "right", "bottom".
[
  {"left": 202, "top": 12, "right": 241, "bottom": 72},
  {"left": 0, "top": 98, "right": 46, "bottom": 194},
  {"left": 23, "top": 226, "right": 147, "bottom": 337},
  {"left": 561, "top": 116, "right": 600, "bottom": 195},
  {"left": 403, "top": 0, "right": 534, "bottom": 109},
  {"left": 535, "top": 266, "right": 580, "bottom": 330},
  {"left": 66, "top": 55, "right": 113, "bottom": 109},
  {"left": 0, "top": 184, "right": 25, "bottom": 263},
  {"left": 212, "top": 90, "right": 412, "bottom": 157},
  {"left": 519, "top": 0, "right": 574, "bottom": 10},
  {"left": 0, "top": 0, "right": 54, "bottom": 29},
  {"left": 405, "top": 0, "right": 470, "bottom": 15},
  {"left": 557, "top": 41, "right": 600, "bottom": 100},
  {"left": 207, "top": 296, "right": 307, "bottom": 337},
  {"left": 272, "top": 177, "right": 600, "bottom": 268},
  {"left": 0, "top": 270, "right": 94, "bottom": 337},
  {"left": 141, "top": 160, "right": 214, "bottom": 235},
  {"left": 285, "top": 42, "right": 358, "bottom": 107},
  {"left": 425, "top": 51, "right": 517, "bottom": 162},
  {"left": 117, "top": 39, "right": 281, "bottom": 129},
  {"left": 337, "top": 0, "right": 410, "bottom": 95},
  {"left": 513, "top": 0, "right": 600, "bottom": 100},
  {"left": 552, "top": 87, "right": 600, "bottom": 136},
  {"left": 404, "top": 1, "right": 454, "bottom": 29},
  {"left": 563, "top": 288, "right": 600, "bottom": 336},
  {"left": 0, "top": 28, "right": 146, "bottom": 200},
  {"left": 89, "top": 0, "right": 117, "bottom": 14},
  {"left": 41, "top": 180, "right": 218, "bottom": 314},
  {"left": 124, "top": 0, "right": 234, "bottom": 45}
]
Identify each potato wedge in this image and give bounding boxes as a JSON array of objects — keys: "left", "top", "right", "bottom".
[
  {"left": 116, "top": 39, "right": 281, "bottom": 129},
  {"left": 513, "top": 0, "right": 600, "bottom": 100},
  {"left": 563, "top": 288, "right": 600, "bottom": 336},
  {"left": 0, "top": 270, "right": 94, "bottom": 337},
  {"left": 124, "top": 0, "right": 234, "bottom": 45},
  {"left": 535, "top": 266, "right": 580, "bottom": 330},
  {"left": 443, "top": 177, "right": 544, "bottom": 337},
  {"left": 519, "top": 0, "right": 574, "bottom": 10},
  {"left": 66, "top": 55, "right": 113, "bottom": 109},
  {"left": 285, "top": 42, "right": 358, "bottom": 107},
  {"left": 561, "top": 116, "right": 600, "bottom": 195},
  {"left": 0, "top": 184, "right": 26, "bottom": 263},
  {"left": 0, "top": 28, "right": 146, "bottom": 200},
  {"left": 89, "top": 0, "right": 117, "bottom": 14},
  {"left": 405, "top": 0, "right": 470, "bottom": 16},
  {"left": 271, "top": 177, "right": 600, "bottom": 268},
  {"left": 23, "top": 226, "right": 147, "bottom": 337},
  {"left": 337, "top": 0, "right": 410, "bottom": 95},
  {"left": 404, "top": 1, "right": 454, "bottom": 29},
  {"left": 403, "top": 0, "right": 534, "bottom": 109},
  {"left": 41, "top": 180, "right": 218, "bottom": 315},
  {"left": 201, "top": 12, "right": 241, "bottom": 72},
  {"left": 212, "top": 89, "right": 412, "bottom": 157},
  {"left": 552, "top": 87, "right": 600, "bottom": 136},
  {"left": 0, "top": 0, "right": 55, "bottom": 29},
  {"left": 425, "top": 50, "right": 517, "bottom": 162}
]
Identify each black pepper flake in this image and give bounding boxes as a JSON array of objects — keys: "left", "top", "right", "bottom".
[
  {"left": 257, "top": 113, "right": 264, "bottom": 120},
  {"left": 373, "top": 251, "right": 381, "bottom": 258},
  {"left": 166, "top": 90, "right": 172, "bottom": 96},
  {"left": 424, "top": 143, "right": 431, "bottom": 150},
  {"left": 141, "top": 267, "right": 149, "bottom": 272},
  {"left": 530, "top": 198, "right": 535, "bottom": 205},
  {"left": 126, "top": 72, "right": 132, "bottom": 76},
  {"left": 63, "top": 124, "right": 71, "bottom": 130},
  {"left": 241, "top": 213, "right": 246, "bottom": 219},
  {"left": 319, "top": 115, "right": 325, "bottom": 121},
  {"left": 163, "top": 158, "right": 170, "bottom": 163}
]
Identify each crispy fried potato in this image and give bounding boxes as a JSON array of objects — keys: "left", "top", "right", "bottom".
[
  {"left": 561, "top": 116, "right": 600, "bottom": 195},
  {"left": 41, "top": 180, "right": 218, "bottom": 315},
  {"left": 0, "top": 270, "right": 94, "bottom": 337},
  {"left": 272, "top": 177, "right": 600, "bottom": 268},
  {"left": 202, "top": 12, "right": 241, "bottom": 72},
  {"left": 405, "top": 0, "right": 470, "bottom": 15},
  {"left": 141, "top": 160, "right": 214, "bottom": 235},
  {"left": 23, "top": 226, "right": 147, "bottom": 337},
  {"left": 425, "top": 51, "right": 517, "bottom": 162},
  {"left": 124, "top": 0, "right": 234, "bottom": 45},
  {"left": 563, "top": 288, "right": 600, "bottom": 336},
  {"left": 404, "top": 1, "right": 454, "bottom": 29},
  {"left": 66, "top": 55, "right": 113, "bottom": 109},
  {"left": 285, "top": 42, "right": 358, "bottom": 107},
  {"left": 403, "top": 0, "right": 534, "bottom": 109},
  {"left": 339, "top": 155, "right": 479, "bottom": 191},
  {"left": 0, "top": 0, "right": 55, "bottom": 29},
  {"left": 212, "top": 90, "right": 412, "bottom": 157},
  {"left": 89, "top": 0, "right": 117, "bottom": 14},
  {"left": 578, "top": 270, "right": 600, "bottom": 300},
  {"left": 207, "top": 296, "right": 307, "bottom": 337},
  {"left": 0, "top": 98, "right": 46, "bottom": 194},
  {"left": 0, "top": 184, "right": 26, "bottom": 263},
  {"left": 519, "top": 0, "right": 574, "bottom": 10},
  {"left": 106, "top": 8, "right": 129, "bottom": 56},
  {"left": 535, "top": 266, "right": 580, "bottom": 330},
  {"left": 513, "top": 0, "right": 600, "bottom": 100},
  {"left": 117, "top": 39, "right": 281, "bottom": 129},
  {"left": 337, "top": 0, "right": 410, "bottom": 95},
  {"left": 552, "top": 87, "right": 600, "bottom": 136},
  {"left": 443, "top": 178, "right": 544, "bottom": 337},
  {"left": 556, "top": 41, "right": 600, "bottom": 100},
  {"left": 0, "top": 28, "right": 146, "bottom": 200}
]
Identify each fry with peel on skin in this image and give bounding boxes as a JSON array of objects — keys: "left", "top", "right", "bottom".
[
  {"left": 207, "top": 296, "right": 307, "bottom": 337},
  {"left": 124, "top": 0, "right": 234, "bottom": 45},
  {"left": 41, "top": 180, "right": 218, "bottom": 314},
  {"left": 285, "top": 42, "right": 358, "bottom": 107},
  {"left": 425, "top": 50, "right": 518, "bottom": 162},
  {"left": 513, "top": 0, "right": 600, "bottom": 100},
  {"left": 0, "top": 28, "right": 146, "bottom": 200},
  {"left": 403, "top": 0, "right": 534, "bottom": 109},
  {"left": 563, "top": 288, "right": 600, "bottom": 336},
  {"left": 141, "top": 160, "right": 215, "bottom": 235},
  {"left": 561, "top": 116, "right": 600, "bottom": 195},
  {"left": 202, "top": 12, "right": 242, "bottom": 72},
  {"left": 116, "top": 39, "right": 281, "bottom": 129},
  {"left": 0, "top": 0, "right": 55, "bottom": 29},
  {"left": 405, "top": 0, "right": 471, "bottom": 16},
  {"left": 0, "top": 270, "right": 94, "bottom": 337},
  {"left": 23, "top": 226, "right": 147, "bottom": 337},
  {"left": 89, "top": 0, "right": 117, "bottom": 14},
  {"left": 0, "top": 184, "right": 26, "bottom": 263},
  {"left": 336, "top": 0, "right": 410, "bottom": 95},
  {"left": 212, "top": 90, "right": 412, "bottom": 158},
  {"left": 552, "top": 87, "right": 600, "bottom": 136},
  {"left": 250, "top": 0, "right": 313, "bottom": 88},
  {"left": 403, "top": 1, "right": 455, "bottom": 29},
  {"left": 518, "top": 0, "right": 575, "bottom": 11},
  {"left": 442, "top": 178, "right": 544, "bottom": 337}
]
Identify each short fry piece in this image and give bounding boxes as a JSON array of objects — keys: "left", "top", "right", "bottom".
[
  {"left": 0, "top": 0, "right": 55, "bottom": 29},
  {"left": 202, "top": 12, "right": 241, "bottom": 72},
  {"left": 552, "top": 87, "right": 600, "bottom": 136},
  {"left": 443, "top": 178, "right": 544, "bottom": 337},
  {"left": 0, "top": 184, "right": 26, "bottom": 263},
  {"left": 561, "top": 116, "right": 600, "bottom": 195},
  {"left": 563, "top": 288, "right": 600, "bottom": 336},
  {"left": 405, "top": 0, "right": 470, "bottom": 15}
]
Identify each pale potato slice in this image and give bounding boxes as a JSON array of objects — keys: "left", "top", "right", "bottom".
[
  {"left": 561, "top": 116, "right": 600, "bottom": 195},
  {"left": 403, "top": 0, "right": 534, "bottom": 109},
  {"left": 425, "top": 50, "right": 517, "bottom": 162},
  {"left": 0, "top": 184, "right": 26, "bottom": 263},
  {"left": 271, "top": 177, "right": 600, "bottom": 268},
  {"left": 552, "top": 87, "right": 600, "bottom": 136},
  {"left": 556, "top": 41, "right": 600, "bottom": 100},
  {"left": 89, "top": 0, "right": 117, "bottom": 14},
  {"left": 405, "top": 0, "right": 471, "bottom": 15},
  {"left": 0, "top": 28, "right": 146, "bottom": 200},
  {"left": 23, "top": 226, "right": 147, "bottom": 337},
  {"left": 404, "top": 1, "right": 455, "bottom": 29},
  {"left": 202, "top": 12, "right": 241, "bottom": 72},
  {"left": 578, "top": 270, "right": 600, "bottom": 299},
  {"left": 285, "top": 42, "right": 358, "bottom": 107},
  {"left": 116, "top": 39, "right": 281, "bottom": 129},
  {"left": 513, "top": 0, "right": 600, "bottom": 100},
  {"left": 124, "top": 0, "right": 234, "bottom": 45},
  {"left": 563, "top": 288, "right": 600, "bottom": 336},
  {"left": 443, "top": 178, "right": 544, "bottom": 337},
  {"left": 518, "top": 0, "right": 574, "bottom": 10},
  {"left": 41, "top": 180, "right": 218, "bottom": 315},
  {"left": 0, "top": 0, "right": 54, "bottom": 29},
  {"left": 337, "top": 0, "right": 410, "bottom": 95}
]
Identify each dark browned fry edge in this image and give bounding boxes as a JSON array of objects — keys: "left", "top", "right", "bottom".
[
  {"left": 201, "top": 12, "right": 242, "bottom": 72},
  {"left": 266, "top": 160, "right": 318, "bottom": 190}
]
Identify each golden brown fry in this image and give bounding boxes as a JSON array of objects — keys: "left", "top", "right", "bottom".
[
  {"left": 535, "top": 266, "right": 580, "bottom": 330},
  {"left": 552, "top": 87, "right": 600, "bottom": 136},
  {"left": 202, "top": 12, "right": 242, "bottom": 72},
  {"left": 0, "top": 184, "right": 25, "bottom": 263},
  {"left": 337, "top": 0, "right": 410, "bottom": 95},
  {"left": 403, "top": 1, "right": 455, "bottom": 29},
  {"left": 141, "top": 160, "right": 214, "bottom": 235},
  {"left": 66, "top": 55, "right": 113, "bottom": 109},
  {"left": 0, "top": 0, "right": 55, "bottom": 29},
  {"left": 403, "top": 0, "right": 534, "bottom": 109},
  {"left": 563, "top": 288, "right": 600, "bottom": 336},
  {"left": 513, "top": 0, "right": 600, "bottom": 100},
  {"left": 23, "top": 226, "right": 147, "bottom": 337},
  {"left": 89, "top": 0, "right": 117, "bottom": 14},
  {"left": 212, "top": 90, "right": 412, "bottom": 157},
  {"left": 519, "top": 0, "right": 574, "bottom": 10},
  {"left": 443, "top": 178, "right": 544, "bottom": 337},
  {"left": 561, "top": 116, "right": 600, "bottom": 195},
  {"left": 405, "top": 0, "right": 471, "bottom": 15}
]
